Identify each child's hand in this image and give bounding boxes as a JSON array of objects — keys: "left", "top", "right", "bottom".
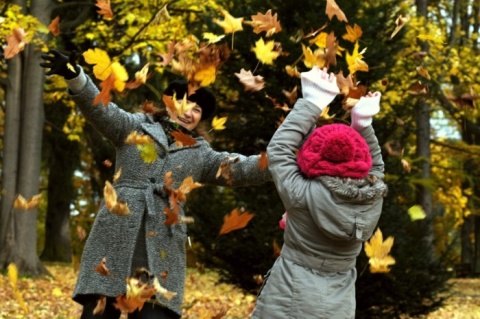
[
  {"left": 351, "top": 92, "right": 381, "bottom": 130},
  {"left": 300, "top": 67, "right": 340, "bottom": 111}
]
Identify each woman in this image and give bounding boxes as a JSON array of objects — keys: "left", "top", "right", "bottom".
[
  {"left": 40, "top": 50, "right": 271, "bottom": 319},
  {"left": 250, "top": 67, "right": 388, "bottom": 319}
]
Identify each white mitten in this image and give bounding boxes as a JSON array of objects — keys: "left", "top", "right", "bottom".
[
  {"left": 351, "top": 91, "right": 381, "bottom": 130},
  {"left": 301, "top": 67, "right": 340, "bottom": 111}
]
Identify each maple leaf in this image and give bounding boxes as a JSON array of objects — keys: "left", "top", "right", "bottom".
[
  {"left": 219, "top": 208, "right": 255, "bottom": 235},
  {"left": 342, "top": 23, "right": 363, "bottom": 43},
  {"left": 103, "top": 181, "right": 130, "bottom": 215},
  {"left": 14, "top": 193, "right": 43, "bottom": 210},
  {"left": 137, "top": 143, "right": 158, "bottom": 163},
  {"left": 346, "top": 42, "right": 368, "bottom": 75},
  {"left": 153, "top": 278, "right": 178, "bottom": 301},
  {"left": 193, "top": 64, "right": 217, "bottom": 86},
  {"left": 95, "top": 257, "right": 112, "bottom": 276},
  {"left": 215, "top": 156, "right": 239, "bottom": 185},
  {"left": 408, "top": 81, "right": 428, "bottom": 95},
  {"left": 178, "top": 176, "right": 203, "bottom": 196},
  {"left": 285, "top": 65, "right": 300, "bottom": 78},
  {"left": 252, "top": 38, "right": 280, "bottom": 65},
  {"left": 364, "top": 228, "right": 396, "bottom": 273},
  {"left": 258, "top": 151, "right": 268, "bottom": 171},
  {"left": 171, "top": 130, "right": 197, "bottom": 147},
  {"left": 246, "top": 10, "right": 282, "bottom": 37},
  {"left": 93, "top": 72, "right": 117, "bottom": 106},
  {"left": 125, "top": 63, "right": 150, "bottom": 90},
  {"left": 83, "top": 48, "right": 128, "bottom": 91},
  {"left": 323, "top": 32, "right": 338, "bottom": 68},
  {"left": 235, "top": 68, "right": 265, "bottom": 91},
  {"left": 96, "top": 0, "right": 113, "bottom": 19},
  {"left": 125, "top": 131, "right": 154, "bottom": 144},
  {"left": 203, "top": 32, "right": 225, "bottom": 44},
  {"left": 302, "top": 44, "right": 325, "bottom": 69},
  {"left": 213, "top": 9, "right": 244, "bottom": 34},
  {"left": 309, "top": 32, "right": 328, "bottom": 48},
  {"left": 4, "top": 28, "right": 28, "bottom": 59},
  {"left": 164, "top": 206, "right": 180, "bottom": 225},
  {"left": 48, "top": 16, "right": 60, "bottom": 36},
  {"left": 325, "top": 0, "right": 348, "bottom": 23},
  {"left": 157, "top": 41, "right": 176, "bottom": 67},
  {"left": 173, "top": 93, "right": 197, "bottom": 116},
  {"left": 211, "top": 116, "right": 227, "bottom": 131},
  {"left": 282, "top": 86, "right": 298, "bottom": 105},
  {"left": 390, "top": 14, "right": 410, "bottom": 39}
]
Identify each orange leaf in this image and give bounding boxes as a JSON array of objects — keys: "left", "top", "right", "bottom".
[
  {"left": 48, "top": 16, "right": 60, "bottom": 36},
  {"left": 326, "top": 0, "right": 348, "bottom": 23},
  {"left": 164, "top": 206, "right": 179, "bottom": 225},
  {"left": 114, "top": 295, "right": 144, "bottom": 313},
  {"left": 96, "top": 0, "right": 113, "bottom": 19},
  {"left": 247, "top": 9, "right": 282, "bottom": 37},
  {"left": 93, "top": 296, "right": 106, "bottom": 315},
  {"left": 219, "top": 208, "right": 254, "bottom": 235},
  {"left": 4, "top": 28, "right": 27, "bottom": 59},
  {"left": 258, "top": 152, "right": 268, "bottom": 171},
  {"left": 95, "top": 257, "right": 112, "bottom": 276},
  {"left": 14, "top": 193, "right": 43, "bottom": 210},
  {"left": 94, "top": 72, "right": 116, "bottom": 106},
  {"left": 234, "top": 68, "right": 265, "bottom": 91},
  {"left": 171, "top": 130, "right": 197, "bottom": 147}
]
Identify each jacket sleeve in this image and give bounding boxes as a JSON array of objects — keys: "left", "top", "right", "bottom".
[
  {"left": 355, "top": 126, "right": 384, "bottom": 179},
  {"left": 266, "top": 99, "right": 320, "bottom": 210},
  {"left": 199, "top": 147, "right": 272, "bottom": 186},
  {"left": 66, "top": 67, "right": 145, "bottom": 146}
]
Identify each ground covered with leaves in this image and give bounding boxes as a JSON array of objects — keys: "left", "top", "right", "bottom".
[{"left": 0, "top": 263, "right": 479, "bottom": 319}]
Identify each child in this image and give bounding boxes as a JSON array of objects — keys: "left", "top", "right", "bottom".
[{"left": 251, "top": 67, "right": 388, "bottom": 319}]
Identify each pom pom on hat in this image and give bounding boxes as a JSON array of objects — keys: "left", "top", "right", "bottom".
[
  {"left": 163, "top": 80, "right": 216, "bottom": 120},
  {"left": 297, "top": 124, "right": 372, "bottom": 179}
]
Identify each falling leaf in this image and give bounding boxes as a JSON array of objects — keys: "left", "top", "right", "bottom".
[
  {"left": 203, "top": 32, "right": 225, "bottom": 44},
  {"left": 235, "top": 68, "right": 265, "bottom": 91},
  {"left": 219, "top": 208, "right": 255, "bottom": 235},
  {"left": 193, "top": 64, "right": 217, "bottom": 86},
  {"left": 95, "top": 257, "right": 112, "bottom": 276},
  {"left": 401, "top": 159, "right": 411, "bottom": 173},
  {"left": 113, "top": 168, "right": 122, "bottom": 182},
  {"left": 390, "top": 14, "right": 410, "bottom": 39},
  {"left": 93, "top": 296, "right": 106, "bottom": 315},
  {"left": 364, "top": 228, "right": 395, "bottom": 273},
  {"left": 93, "top": 72, "right": 117, "bottom": 106},
  {"left": 211, "top": 116, "right": 228, "bottom": 130},
  {"left": 83, "top": 48, "right": 128, "bottom": 91},
  {"left": 246, "top": 10, "right": 282, "bottom": 37},
  {"left": 153, "top": 278, "right": 178, "bottom": 301},
  {"left": 213, "top": 9, "right": 244, "bottom": 34},
  {"left": 48, "top": 16, "right": 60, "bottom": 36},
  {"left": 408, "top": 81, "right": 428, "bottom": 95},
  {"left": 416, "top": 66, "right": 431, "bottom": 80},
  {"left": 215, "top": 156, "right": 239, "bottom": 185},
  {"left": 137, "top": 143, "right": 158, "bottom": 163},
  {"left": 408, "top": 205, "right": 427, "bottom": 221},
  {"left": 258, "top": 152, "right": 268, "bottom": 171},
  {"left": 252, "top": 38, "right": 280, "bottom": 65},
  {"left": 103, "top": 181, "right": 130, "bottom": 215},
  {"left": 384, "top": 140, "right": 404, "bottom": 157},
  {"left": 171, "top": 130, "right": 197, "bottom": 147},
  {"left": 102, "top": 159, "right": 113, "bottom": 167},
  {"left": 125, "top": 131, "right": 154, "bottom": 145},
  {"left": 326, "top": 0, "right": 348, "bottom": 23},
  {"left": 282, "top": 86, "right": 298, "bottom": 105},
  {"left": 173, "top": 93, "right": 197, "bottom": 116},
  {"left": 14, "top": 193, "right": 43, "bottom": 210},
  {"left": 273, "top": 239, "right": 281, "bottom": 258},
  {"left": 96, "top": 0, "right": 113, "bottom": 19},
  {"left": 125, "top": 63, "right": 150, "bottom": 89},
  {"left": 157, "top": 41, "right": 175, "bottom": 67},
  {"left": 4, "top": 28, "right": 28, "bottom": 59},
  {"left": 164, "top": 206, "right": 180, "bottom": 225},
  {"left": 7, "top": 263, "right": 28, "bottom": 313},
  {"left": 342, "top": 23, "right": 362, "bottom": 43},
  {"left": 285, "top": 65, "right": 300, "bottom": 78},
  {"left": 151, "top": 5, "right": 170, "bottom": 25},
  {"left": 346, "top": 42, "right": 368, "bottom": 74}
]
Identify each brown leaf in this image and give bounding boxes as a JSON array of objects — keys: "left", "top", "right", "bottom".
[
  {"left": 13, "top": 194, "right": 43, "bottom": 210},
  {"left": 234, "top": 68, "right": 265, "bottom": 91},
  {"left": 282, "top": 86, "right": 298, "bottom": 105},
  {"left": 326, "top": 0, "right": 348, "bottom": 23},
  {"left": 247, "top": 9, "right": 282, "bottom": 37},
  {"left": 171, "top": 130, "right": 197, "bottom": 147},
  {"left": 219, "top": 208, "right": 255, "bottom": 235},
  {"left": 95, "top": 257, "right": 112, "bottom": 276},
  {"left": 390, "top": 14, "right": 410, "bottom": 39},
  {"left": 94, "top": 72, "right": 116, "bottom": 106},
  {"left": 48, "top": 16, "right": 60, "bottom": 36},
  {"left": 4, "top": 28, "right": 27, "bottom": 59},
  {"left": 93, "top": 296, "right": 106, "bottom": 315},
  {"left": 96, "top": 0, "right": 113, "bottom": 19}
]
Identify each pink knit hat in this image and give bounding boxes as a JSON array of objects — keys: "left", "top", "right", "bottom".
[{"left": 297, "top": 124, "right": 372, "bottom": 178}]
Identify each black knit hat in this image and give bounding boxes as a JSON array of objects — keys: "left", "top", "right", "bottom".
[{"left": 163, "top": 80, "right": 216, "bottom": 120}]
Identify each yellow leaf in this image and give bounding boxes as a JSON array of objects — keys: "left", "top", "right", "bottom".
[
  {"left": 211, "top": 116, "right": 227, "bottom": 130},
  {"left": 52, "top": 287, "right": 63, "bottom": 297},
  {"left": 137, "top": 143, "right": 157, "bottom": 163},
  {"left": 193, "top": 65, "right": 217, "bottom": 86},
  {"left": 407, "top": 205, "right": 426, "bottom": 221},
  {"left": 7, "top": 263, "right": 18, "bottom": 289},
  {"left": 173, "top": 93, "right": 197, "bottom": 116},
  {"left": 252, "top": 38, "right": 280, "bottom": 65},
  {"left": 302, "top": 44, "right": 325, "bottom": 69},
  {"left": 213, "top": 9, "right": 244, "bottom": 34},
  {"left": 309, "top": 32, "right": 328, "bottom": 48},
  {"left": 111, "top": 61, "right": 128, "bottom": 92},
  {"left": 345, "top": 42, "right": 368, "bottom": 74},
  {"left": 364, "top": 228, "right": 395, "bottom": 273},
  {"left": 83, "top": 48, "right": 112, "bottom": 80},
  {"left": 203, "top": 32, "right": 225, "bottom": 44}
]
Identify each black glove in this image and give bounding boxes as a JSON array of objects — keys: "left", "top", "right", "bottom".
[{"left": 40, "top": 49, "right": 79, "bottom": 80}]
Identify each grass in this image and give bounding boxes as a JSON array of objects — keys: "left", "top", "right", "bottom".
[{"left": 0, "top": 263, "right": 479, "bottom": 318}]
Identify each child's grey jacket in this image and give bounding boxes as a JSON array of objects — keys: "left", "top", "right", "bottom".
[
  {"left": 67, "top": 68, "right": 271, "bottom": 316},
  {"left": 251, "top": 99, "right": 387, "bottom": 319}
]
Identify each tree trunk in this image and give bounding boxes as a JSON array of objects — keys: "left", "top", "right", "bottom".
[{"left": 0, "top": 0, "right": 53, "bottom": 276}]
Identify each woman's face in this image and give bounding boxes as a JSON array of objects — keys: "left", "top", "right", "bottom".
[{"left": 168, "top": 102, "right": 202, "bottom": 131}]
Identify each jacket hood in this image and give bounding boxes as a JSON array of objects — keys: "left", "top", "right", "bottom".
[{"left": 319, "top": 175, "right": 388, "bottom": 204}]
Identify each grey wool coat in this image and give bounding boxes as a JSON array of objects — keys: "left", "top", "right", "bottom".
[
  {"left": 251, "top": 99, "right": 387, "bottom": 319},
  {"left": 67, "top": 68, "right": 271, "bottom": 316}
]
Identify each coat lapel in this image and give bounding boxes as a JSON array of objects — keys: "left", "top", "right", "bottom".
[{"left": 141, "top": 123, "right": 169, "bottom": 152}]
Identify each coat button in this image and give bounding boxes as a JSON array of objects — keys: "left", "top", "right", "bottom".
[{"left": 150, "top": 177, "right": 156, "bottom": 183}]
